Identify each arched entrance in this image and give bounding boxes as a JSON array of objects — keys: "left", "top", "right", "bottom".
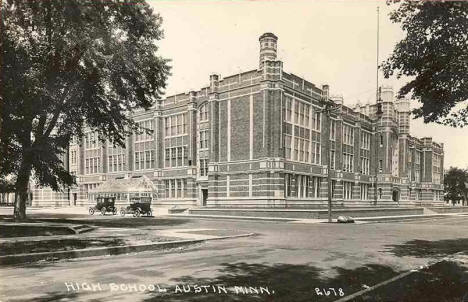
[{"left": 392, "top": 188, "right": 400, "bottom": 203}]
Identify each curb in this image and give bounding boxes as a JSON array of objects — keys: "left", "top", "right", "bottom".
[
  {"left": 169, "top": 214, "right": 297, "bottom": 222},
  {"left": 0, "top": 233, "right": 255, "bottom": 266}
]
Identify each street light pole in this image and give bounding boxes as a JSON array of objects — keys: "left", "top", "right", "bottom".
[{"left": 320, "top": 89, "right": 339, "bottom": 223}]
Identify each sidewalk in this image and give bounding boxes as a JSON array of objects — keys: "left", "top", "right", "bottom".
[{"left": 170, "top": 211, "right": 468, "bottom": 224}]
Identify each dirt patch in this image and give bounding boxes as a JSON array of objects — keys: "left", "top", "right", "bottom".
[
  {"left": 35, "top": 217, "right": 189, "bottom": 228},
  {"left": 0, "top": 225, "right": 75, "bottom": 238},
  {"left": 0, "top": 235, "right": 176, "bottom": 256},
  {"left": 0, "top": 238, "right": 126, "bottom": 256}
]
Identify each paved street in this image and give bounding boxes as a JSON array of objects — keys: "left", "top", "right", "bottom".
[{"left": 0, "top": 209, "right": 467, "bottom": 301}]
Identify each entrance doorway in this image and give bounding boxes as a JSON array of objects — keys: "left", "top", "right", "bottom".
[
  {"left": 73, "top": 193, "right": 77, "bottom": 206},
  {"left": 392, "top": 189, "right": 400, "bottom": 203},
  {"left": 202, "top": 189, "right": 208, "bottom": 206}
]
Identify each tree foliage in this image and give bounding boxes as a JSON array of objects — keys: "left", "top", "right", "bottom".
[
  {"left": 382, "top": 0, "right": 468, "bottom": 127},
  {"left": 0, "top": 0, "right": 170, "bottom": 219},
  {"left": 444, "top": 167, "right": 468, "bottom": 204}
]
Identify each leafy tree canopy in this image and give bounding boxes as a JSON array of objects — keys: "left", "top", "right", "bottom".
[
  {"left": 382, "top": 0, "right": 468, "bottom": 127},
  {"left": 444, "top": 167, "right": 468, "bottom": 204},
  {"left": 0, "top": 0, "right": 170, "bottom": 219}
]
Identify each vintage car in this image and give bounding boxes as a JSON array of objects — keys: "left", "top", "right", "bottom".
[
  {"left": 89, "top": 196, "right": 117, "bottom": 215},
  {"left": 120, "top": 196, "right": 152, "bottom": 217}
]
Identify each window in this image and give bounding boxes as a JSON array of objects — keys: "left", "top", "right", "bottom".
[
  {"left": 343, "top": 181, "right": 353, "bottom": 200},
  {"left": 360, "top": 131, "right": 371, "bottom": 150},
  {"left": 343, "top": 124, "right": 354, "bottom": 145},
  {"left": 283, "top": 96, "right": 317, "bottom": 164},
  {"left": 310, "top": 176, "right": 321, "bottom": 198},
  {"left": 360, "top": 183, "right": 369, "bottom": 200},
  {"left": 199, "top": 130, "right": 209, "bottom": 149},
  {"left": 380, "top": 135, "right": 384, "bottom": 147},
  {"left": 312, "top": 111, "right": 321, "bottom": 131},
  {"left": 84, "top": 132, "right": 100, "bottom": 175},
  {"left": 135, "top": 119, "right": 154, "bottom": 142},
  {"left": 199, "top": 159, "right": 208, "bottom": 176},
  {"left": 285, "top": 135, "right": 292, "bottom": 159},
  {"left": 165, "top": 146, "right": 188, "bottom": 168},
  {"left": 284, "top": 96, "right": 293, "bottom": 122},
  {"left": 70, "top": 150, "right": 77, "bottom": 165},
  {"left": 165, "top": 113, "right": 188, "bottom": 137},
  {"left": 379, "top": 160, "right": 383, "bottom": 173},
  {"left": 330, "top": 119, "right": 336, "bottom": 140},
  {"left": 330, "top": 150, "right": 336, "bottom": 170},
  {"left": 285, "top": 174, "right": 293, "bottom": 197},
  {"left": 134, "top": 149, "right": 154, "bottom": 170},
  {"left": 199, "top": 103, "right": 209, "bottom": 122},
  {"left": 343, "top": 153, "right": 354, "bottom": 172},
  {"left": 108, "top": 144, "right": 126, "bottom": 173},
  {"left": 294, "top": 101, "right": 299, "bottom": 124},
  {"left": 360, "top": 157, "right": 370, "bottom": 175}
]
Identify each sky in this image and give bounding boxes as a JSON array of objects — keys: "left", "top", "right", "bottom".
[{"left": 148, "top": 0, "right": 468, "bottom": 169}]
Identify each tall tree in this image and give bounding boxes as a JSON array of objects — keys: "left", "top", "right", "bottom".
[
  {"left": 444, "top": 167, "right": 468, "bottom": 205},
  {"left": 382, "top": 0, "right": 468, "bottom": 127},
  {"left": 0, "top": 0, "right": 170, "bottom": 220}
]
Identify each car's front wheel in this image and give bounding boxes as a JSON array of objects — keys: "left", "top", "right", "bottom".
[{"left": 89, "top": 207, "right": 95, "bottom": 215}]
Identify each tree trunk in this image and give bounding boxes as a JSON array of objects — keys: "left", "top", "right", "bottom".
[{"left": 14, "top": 163, "right": 32, "bottom": 221}]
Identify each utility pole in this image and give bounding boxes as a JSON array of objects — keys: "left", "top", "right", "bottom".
[
  {"left": 374, "top": 89, "right": 383, "bottom": 205},
  {"left": 376, "top": 6, "right": 380, "bottom": 103},
  {"left": 320, "top": 86, "right": 339, "bottom": 222},
  {"left": 374, "top": 6, "right": 383, "bottom": 205}
]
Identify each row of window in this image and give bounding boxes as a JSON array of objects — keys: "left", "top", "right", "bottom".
[
  {"left": 164, "top": 179, "right": 187, "bottom": 199},
  {"left": 283, "top": 96, "right": 321, "bottom": 131},
  {"left": 108, "top": 154, "right": 126, "bottom": 173},
  {"left": 84, "top": 132, "right": 99, "bottom": 150},
  {"left": 134, "top": 120, "right": 155, "bottom": 142},
  {"left": 164, "top": 146, "right": 188, "bottom": 168},
  {"left": 165, "top": 113, "right": 188, "bottom": 137},
  {"left": 135, "top": 150, "right": 155, "bottom": 171},
  {"left": 285, "top": 175, "right": 372, "bottom": 200},
  {"left": 85, "top": 157, "right": 100, "bottom": 174},
  {"left": 284, "top": 174, "right": 322, "bottom": 198},
  {"left": 360, "top": 131, "right": 371, "bottom": 150}
]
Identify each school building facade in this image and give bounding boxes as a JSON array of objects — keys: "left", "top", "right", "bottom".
[{"left": 24, "top": 33, "right": 445, "bottom": 208}]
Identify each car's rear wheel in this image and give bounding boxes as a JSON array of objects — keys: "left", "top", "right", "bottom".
[
  {"left": 89, "top": 207, "right": 95, "bottom": 215},
  {"left": 113, "top": 207, "right": 117, "bottom": 215},
  {"left": 134, "top": 209, "right": 141, "bottom": 217},
  {"left": 147, "top": 210, "right": 152, "bottom": 217},
  {"left": 120, "top": 208, "right": 126, "bottom": 217},
  {"left": 101, "top": 207, "right": 106, "bottom": 216}
]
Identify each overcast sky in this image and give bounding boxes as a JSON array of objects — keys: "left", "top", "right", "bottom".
[{"left": 149, "top": 0, "right": 467, "bottom": 169}]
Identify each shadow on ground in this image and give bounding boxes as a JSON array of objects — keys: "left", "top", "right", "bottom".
[
  {"left": 362, "top": 260, "right": 468, "bottom": 302},
  {"left": 143, "top": 262, "right": 400, "bottom": 302},
  {"left": 33, "top": 217, "right": 189, "bottom": 229},
  {"left": 384, "top": 238, "right": 468, "bottom": 258}
]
